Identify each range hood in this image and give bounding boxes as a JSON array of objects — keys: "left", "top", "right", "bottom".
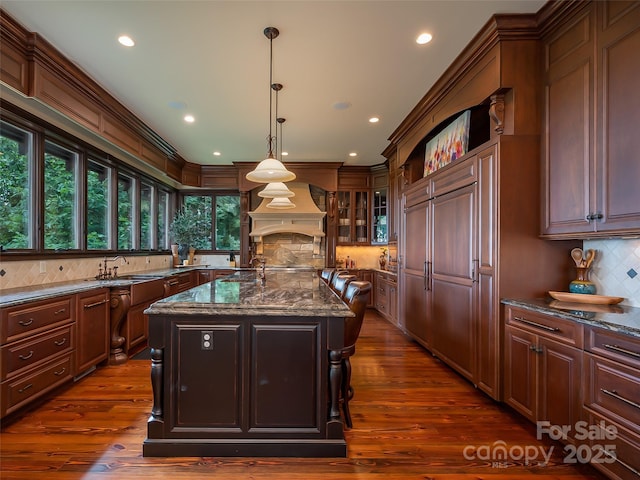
[{"left": 249, "top": 182, "right": 326, "bottom": 253}]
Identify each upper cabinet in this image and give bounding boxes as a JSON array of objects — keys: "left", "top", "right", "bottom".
[
  {"left": 337, "top": 167, "right": 370, "bottom": 245},
  {"left": 541, "top": 1, "right": 640, "bottom": 238},
  {"left": 371, "top": 167, "right": 388, "bottom": 245}
]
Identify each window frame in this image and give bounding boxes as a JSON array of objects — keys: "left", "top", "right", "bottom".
[
  {"left": 0, "top": 104, "right": 179, "bottom": 258},
  {"left": 179, "top": 191, "right": 241, "bottom": 254}
]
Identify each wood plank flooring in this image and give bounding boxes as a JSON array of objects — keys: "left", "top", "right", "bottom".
[{"left": 1, "top": 311, "right": 606, "bottom": 479}]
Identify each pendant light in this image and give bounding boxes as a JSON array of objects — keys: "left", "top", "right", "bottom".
[
  {"left": 259, "top": 85, "right": 295, "bottom": 200},
  {"left": 246, "top": 27, "right": 296, "bottom": 184},
  {"left": 267, "top": 196, "right": 296, "bottom": 209}
]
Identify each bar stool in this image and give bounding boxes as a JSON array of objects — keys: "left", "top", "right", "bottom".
[
  {"left": 340, "top": 280, "right": 372, "bottom": 428},
  {"left": 320, "top": 268, "right": 335, "bottom": 284},
  {"left": 331, "top": 273, "right": 356, "bottom": 299}
]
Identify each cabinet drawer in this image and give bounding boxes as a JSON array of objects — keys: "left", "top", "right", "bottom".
[
  {"left": 1, "top": 355, "right": 73, "bottom": 417},
  {"left": 1, "top": 297, "right": 73, "bottom": 343},
  {"left": 1, "top": 325, "right": 74, "bottom": 379},
  {"left": 584, "top": 353, "right": 640, "bottom": 435},
  {"left": 506, "top": 306, "right": 583, "bottom": 348},
  {"left": 586, "top": 327, "right": 640, "bottom": 370},
  {"left": 585, "top": 410, "right": 640, "bottom": 480}
]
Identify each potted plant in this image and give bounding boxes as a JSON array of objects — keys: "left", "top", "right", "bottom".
[{"left": 169, "top": 208, "right": 210, "bottom": 264}]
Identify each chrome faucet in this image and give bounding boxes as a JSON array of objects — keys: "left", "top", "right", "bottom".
[{"left": 96, "top": 255, "right": 128, "bottom": 280}]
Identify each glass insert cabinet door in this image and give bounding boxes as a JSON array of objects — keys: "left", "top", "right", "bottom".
[
  {"left": 337, "top": 191, "right": 352, "bottom": 243},
  {"left": 337, "top": 190, "right": 369, "bottom": 244},
  {"left": 372, "top": 189, "right": 387, "bottom": 244}
]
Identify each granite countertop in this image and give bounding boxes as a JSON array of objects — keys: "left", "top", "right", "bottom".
[
  {"left": 502, "top": 297, "right": 640, "bottom": 339},
  {"left": 145, "top": 269, "right": 353, "bottom": 318},
  {"left": 0, "top": 266, "right": 206, "bottom": 308}
]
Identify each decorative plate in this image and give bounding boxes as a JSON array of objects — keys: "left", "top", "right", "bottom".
[{"left": 548, "top": 291, "right": 624, "bottom": 305}]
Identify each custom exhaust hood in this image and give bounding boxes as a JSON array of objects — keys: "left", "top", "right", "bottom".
[{"left": 249, "top": 183, "right": 326, "bottom": 254}]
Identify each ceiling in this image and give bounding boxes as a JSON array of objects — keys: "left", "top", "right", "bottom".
[{"left": 2, "top": 0, "right": 546, "bottom": 168}]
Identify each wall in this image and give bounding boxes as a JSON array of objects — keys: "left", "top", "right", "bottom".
[{"left": 583, "top": 238, "right": 640, "bottom": 307}]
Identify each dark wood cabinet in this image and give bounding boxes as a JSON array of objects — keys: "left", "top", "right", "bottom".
[
  {"left": 541, "top": 1, "right": 640, "bottom": 238},
  {"left": 583, "top": 326, "right": 640, "bottom": 479},
  {"left": 374, "top": 271, "right": 397, "bottom": 324},
  {"left": 1, "top": 295, "right": 75, "bottom": 419},
  {"left": 401, "top": 183, "right": 430, "bottom": 347},
  {"left": 504, "top": 306, "right": 583, "bottom": 442},
  {"left": 76, "top": 288, "right": 110, "bottom": 374}
]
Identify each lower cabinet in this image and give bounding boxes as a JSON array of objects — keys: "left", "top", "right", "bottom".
[
  {"left": 76, "top": 288, "right": 110, "bottom": 374},
  {"left": 504, "top": 305, "right": 640, "bottom": 479},
  {"left": 583, "top": 327, "right": 640, "bottom": 480},
  {"left": 504, "top": 306, "right": 583, "bottom": 442},
  {"left": 1, "top": 295, "right": 75, "bottom": 419},
  {"left": 374, "top": 271, "right": 398, "bottom": 324}
]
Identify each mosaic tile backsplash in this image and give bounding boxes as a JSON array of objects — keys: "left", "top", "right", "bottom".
[
  {"left": 583, "top": 239, "right": 640, "bottom": 307},
  {"left": 1, "top": 239, "right": 639, "bottom": 307}
]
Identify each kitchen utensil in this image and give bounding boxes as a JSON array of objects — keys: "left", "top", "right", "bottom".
[
  {"left": 584, "top": 249, "right": 596, "bottom": 268},
  {"left": 570, "top": 248, "right": 584, "bottom": 267}
]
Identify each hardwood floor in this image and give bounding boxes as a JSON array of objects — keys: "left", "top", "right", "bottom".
[{"left": 1, "top": 311, "right": 605, "bottom": 479}]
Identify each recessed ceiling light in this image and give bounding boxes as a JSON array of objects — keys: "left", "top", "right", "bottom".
[
  {"left": 184, "top": 115, "right": 195, "bottom": 123},
  {"left": 349, "top": 152, "right": 358, "bottom": 157},
  {"left": 416, "top": 33, "right": 433, "bottom": 45},
  {"left": 118, "top": 35, "right": 135, "bottom": 47},
  {"left": 282, "top": 151, "right": 288, "bottom": 156},
  {"left": 369, "top": 117, "right": 379, "bottom": 123},
  {"left": 213, "top": 151, "right": 221, "bottom": 156}
]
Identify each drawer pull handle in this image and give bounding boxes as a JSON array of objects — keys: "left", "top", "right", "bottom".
[
  {"left": 54, "top": 308, "right": 66, "bottom": 315},
  {"left": 18, "top": 319, "right": 34, "bottom": 327},
  {"left": 529, "top": 345, "right": 543, "bottom": 354},
  {"left": 54, "top": 367, "right": 66, "bottom": 376},
  {"left": 54, "top": 338, "right": 67, "bottom": 347},
  {"left": 168, "top": 280, "right": 179, "bottom": 286},
  {"left": 513, "top": 316, "right": 560, "bottom": 332},
  {"left": 601, "top": 388, "right": 640, "bottom": 410},
  {"left": 603, "top": 344, "right": 640, "bottom": 359},
  {"left": 18, "top": 383, "right": 33, "bottom": 393},
  {"left": 596, "top": 446, "right": 640, "bottom": 476},
  {"left": 19, "top": 350, "right": 34, "bottom": 360},
  {"left": 84, "top": 299, "right": 109, "bottom": 309}
]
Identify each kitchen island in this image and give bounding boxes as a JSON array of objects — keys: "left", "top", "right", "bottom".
[{"left": 142, "top": 268, "right": 353, "bottom": 457}]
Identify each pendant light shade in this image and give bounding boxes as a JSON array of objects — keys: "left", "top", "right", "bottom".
[
  {"left": 258, "top": 182, "right": 295, "bottom": 198},
  {"left": 246, "top": 27, "right": 295, "bottom": 184},
  {"left": 267, "top": 196, "right": 296, "bottom": 209},
  {"left": 246, "top": 158, "right": 296, "bottom": 183}
]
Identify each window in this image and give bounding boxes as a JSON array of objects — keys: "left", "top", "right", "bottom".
[
  {"left": 140, "top": 182, "right": 153, "bottom": 250},
  {"left": 180, "top": 193, "right": 240, "bottom": 251},
  {"left": 87, "top": 159, "right": 112, "bottom": 250},
  {"left": 117, "top": 173, "right": 135, "bottom": 250},
  {"left": 157, "top": 189, "right": 170, "bottom": 250},
  {"left": 1, "top": 109, "right": 181, "bottom": 256},
  {"left": 215, "top": 195, "right": 240, "bottom": 251},
  {"left": 0, "top": 121, "right": 32, "bottom": 249},
  {"left": 44, "top": 141, "right": 79, "bottom": 250}
]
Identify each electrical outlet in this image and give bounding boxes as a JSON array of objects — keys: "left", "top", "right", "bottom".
[
  {"left": 201, "top": 331, "right": 213, "bottom": 350},
  {"left": 39, "top": 261, "right": 46, "bottom": 274},
  {"left": 145, "top": 256, "right": 150, "bottom": 264}
]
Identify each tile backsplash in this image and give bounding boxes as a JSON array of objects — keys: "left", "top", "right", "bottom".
[
  {"left": 584, "top": 238, "right": 640, "bottom": 307},
  {"left": 1, "top": 239, "right": 639, "bottom": 308},
  {"left": 0, "top": 254, "right": 230, "bottom": 291}
]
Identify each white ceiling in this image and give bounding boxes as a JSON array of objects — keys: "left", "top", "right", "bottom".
[{"left": 2, "top": 0, "right": 546, "bottom": 167}]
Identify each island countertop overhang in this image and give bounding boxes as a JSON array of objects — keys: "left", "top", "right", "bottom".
[{"left": 145, "top": 269, "right": 354, "bottom": 318}]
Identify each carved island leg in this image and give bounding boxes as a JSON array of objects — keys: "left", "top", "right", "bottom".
[
  {"left": 108, "top": 288, "right": 131, "bottom": 365},
  {"left": 329, "top": 349, "right": 343, "bottom": 420},
  {"left": 150, "top": 347, "right": 163, "bottom": 419}
]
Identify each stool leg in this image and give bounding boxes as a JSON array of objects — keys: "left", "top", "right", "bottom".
[{"left": 341, "top": 356, "right": 353, "bottom": 428}]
